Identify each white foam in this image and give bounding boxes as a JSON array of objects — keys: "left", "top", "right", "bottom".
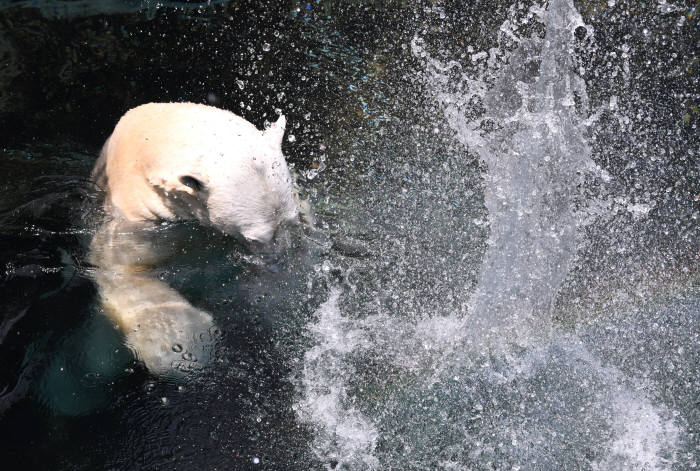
[
  {"left": 295, "top": 291, "right": 379, "bottom": 469},
  {"left": 594, "top": 392, "right": 679, "bottom": 471}
]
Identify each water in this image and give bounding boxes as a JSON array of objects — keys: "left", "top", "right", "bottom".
[
  {"left": 295, "top": 0, "right": 697, "bottom": 468},
  {"left": 0, "top": 0, "right": 697, "bottom": 469},
  {"left": 412, "top": 0, "right": 599, "bottom": 345}
]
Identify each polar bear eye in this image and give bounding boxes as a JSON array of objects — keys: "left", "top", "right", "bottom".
[{"left": 179, "top": 175, "right": 205, "bottom": 192}]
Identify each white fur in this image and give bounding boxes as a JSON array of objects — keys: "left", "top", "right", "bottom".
[{"left": 93, "top": 102, "right": 299, "bottom": 244}]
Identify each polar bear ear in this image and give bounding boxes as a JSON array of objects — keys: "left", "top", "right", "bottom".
[{"left": 264, "top": 114, "right": 286, "bottom": 147}]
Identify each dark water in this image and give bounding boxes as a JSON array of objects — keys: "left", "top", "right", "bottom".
[{"left": 0, "top": 0, "right": 698, "bottom": 470}]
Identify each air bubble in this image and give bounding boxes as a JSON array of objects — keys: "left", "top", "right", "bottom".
[{"left": 172, "top": 343, "right": 183, "bottom": 353}]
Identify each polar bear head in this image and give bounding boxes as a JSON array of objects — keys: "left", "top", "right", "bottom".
[{"left": 93, "top": 103, "right": 299, "bottom": 246}]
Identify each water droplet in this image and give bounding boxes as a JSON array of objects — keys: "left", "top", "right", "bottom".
[
  {"left": 287, "top": 135, "right": 296, "bottom": 143},
  {"left": 252, "top": 457, "right": 260, "bottom": 465},
  {"left": 172, "top": 343, "right": 183, "bottom": 353},
  {"left": 262, "top": 42, "right": 271, "bottom": 52},
  {"left": 144, "top": 382, "right": 156, "bottom": 393},
  {"left": 236, "top": 79, "right": 245, "bottom": 90},
  {"left": 161, "top": 397, "right": 168, "bottom": 405},
  {"left": 182, "top": 352, "right": 197, "bottom": 362},
  {"left": 206, "top": 92, "right": 220, "bottom": 105}
]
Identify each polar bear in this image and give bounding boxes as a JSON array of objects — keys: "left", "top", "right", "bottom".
[
  {"left": 92, "top": 102, "right": 298, "bottom": 243},
  {"left": 89, "top": 102, "right": 300, "bottom": 374}
]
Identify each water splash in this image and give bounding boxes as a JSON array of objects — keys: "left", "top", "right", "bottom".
[
  {"left": 295, "top": 0, "right": 684, "bottom": 469},
  {"left": 295, "top": 290, "right": 379, "bottom": 469},
  {"left": 417, "top": 0, "right": 605, "bottom": 347}
]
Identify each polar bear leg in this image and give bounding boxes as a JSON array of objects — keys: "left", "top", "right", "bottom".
[{"left": 97, "top": 273, "right": 216, "bottom": 375}]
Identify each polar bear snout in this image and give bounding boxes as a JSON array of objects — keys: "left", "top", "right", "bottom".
[{"left": 239, "top": 211, "right": 301, "bottom": 254}]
